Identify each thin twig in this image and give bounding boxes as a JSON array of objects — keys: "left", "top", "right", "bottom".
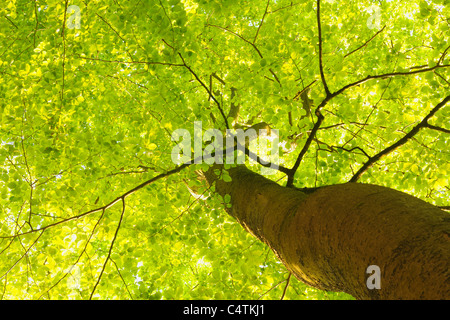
[
  {"left": 0, "top": 230, "right": 44, "bottom": 280},
  {"left": 33, "top": 0, "right": 39, "bottom": 47},
  {"left": 206, "top": 24, "right": 264, "bottom": 58},
  {"left": 280, "top": 273, "right": 291, "bottom": 300},
  {"left": 37, "top": 208, "right": 107, "bottom": 299},
  {"left": 76, "top": 55, "right": 184, "bottom": 67},
  {"left": 90, "top": 198, "right": 126, "bottom": 299},
  {"left": 434, "top": 71, "right": 450, "bottom": 86},
  {"left": 316, "top": 0, "right": 331, "bottom": 97},
  {"left": 253, "top": 0, "right": 270, "bottom": 44},
  {"left": 0, "top": 161, "right": 192, "bottom": 239},
  {"left": 292, "top": 80, "right": 317, "bottom": 100},
  {"left": 4, "top": 15, "right": 18, "bottom": 29},
  {"left": 332, "top": 64, "right": 450, "bottom": 99},
  {"left": 286, "top": 109, "right": 324, "bottom": 187},
  {"left": 111, "top": 258, "right": 134, "bottom": 299},
  {"left": 178, "top": 53, "right": 229, "bottom": 129},
  {"left": 344, "top": 25, "right": 386, "bottom": 58}
]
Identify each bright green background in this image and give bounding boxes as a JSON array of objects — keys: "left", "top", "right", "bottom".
[{"left": 0, "top": 0, "right": 449, "bottom": 299}]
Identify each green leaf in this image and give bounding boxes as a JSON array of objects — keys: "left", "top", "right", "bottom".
[{"left": 0, "top": 0, "right": 443, "bottom": 301}]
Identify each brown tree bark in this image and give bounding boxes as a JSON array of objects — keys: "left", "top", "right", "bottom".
[{"left": 205, "top": 164, "right": 450, "bottom": 300}]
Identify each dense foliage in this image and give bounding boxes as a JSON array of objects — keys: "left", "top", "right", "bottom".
[{"left": 0, "top": 0, "right": 449, "bottom": 299}]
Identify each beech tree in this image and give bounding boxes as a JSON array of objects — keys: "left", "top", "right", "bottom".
[{"left": 0, "top": 0, "right": 449, "bottom": 300}]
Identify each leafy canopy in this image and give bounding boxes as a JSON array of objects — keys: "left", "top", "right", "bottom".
[{"left": 0, "top": 0, "right": 449, "bottom": 299}]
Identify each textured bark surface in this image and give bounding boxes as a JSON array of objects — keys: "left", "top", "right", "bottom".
[{"left": 205, "top": 165, "right": 450, "bottom": 300}]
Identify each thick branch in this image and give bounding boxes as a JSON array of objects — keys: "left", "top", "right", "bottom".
[
  {"left": 349, "top": 94, "right": 450, "bottom": 182},
  {"left": 243, "top": 145, "right": 291, "bottom": 175},
  {"left": 425, "top": 123, "right": 450, "bottom": 134},
  {"left": 289, "top": 63, "right": 450, "bottom": 184},
  {"left": 0, "top": 140, "right": 293, "bottom": 240},
  {"left": 0, "top": 161, "right": 192, "bottom": 239},
  {"left": 332, "top": 64, "right": 450, "bottom": 98},
  {"left": 286, "top": 109, "right": 325, "bottom": 187}
]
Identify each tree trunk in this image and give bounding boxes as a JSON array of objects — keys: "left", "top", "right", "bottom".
[{"left": 204, "top": 165, "right": 450, "bottom": 300}]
